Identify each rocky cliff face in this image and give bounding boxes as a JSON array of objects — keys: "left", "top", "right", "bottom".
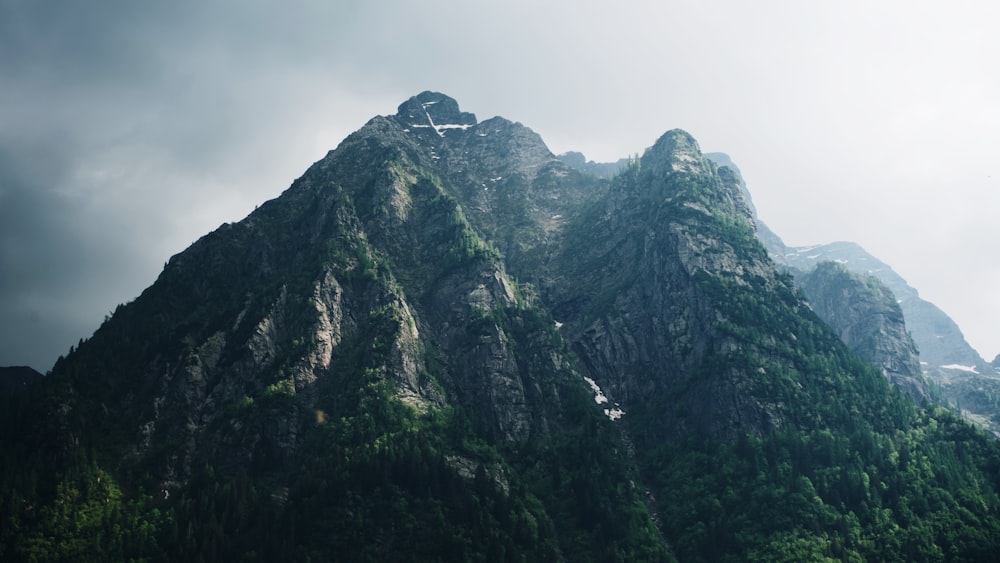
[
  {"left": 6, "top": 92, "right": 1000, "bottom": 561},
  {"left": 550, "top": 131, "right": 783, "bottom": 439},
  {"left": 798, "top": 262, "right": 928, "bottom": 401},
  {"left": 556, "top": 151, "right": 629, "bottom": 179},
  {"left": 707, "top": 153, "right": 1000, "bottom": 433},
  {"left": 544, "top": 131, "right": 903, "bottom": 446},
  {"left": 759, "top": 231, "right": 1000, "bottom": 433},
  {"left": 16, "top": 92, "right": 668, "bottom": 560},
  {"left": 65, "top": 92, "right": 609, "bottom": 479},
  {"left": 92, "top": 104, "right": 918, "bottom": 465},
  {"left": 766, "top": 238, "right": 991, "bottom": 374}
]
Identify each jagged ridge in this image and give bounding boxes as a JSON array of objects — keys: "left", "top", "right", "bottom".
[{"left": 2, "top": 93, "right": 1000, "bottom": 562}]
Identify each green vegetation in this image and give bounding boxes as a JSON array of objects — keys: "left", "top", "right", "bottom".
[
  {"left": 635, "top": 404, "right": 1000, "bottom": 561},
  {"left": 3, "top": 109, "right": 1000, "bottom": 562},
  {"left": 551, "top": 137, "right": 1000, "bottom": 561},
  {"left": 0, "top": 297, "right": 670, "bottom": 561}
]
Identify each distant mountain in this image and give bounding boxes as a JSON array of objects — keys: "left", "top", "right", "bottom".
[
  {"left": 3, "top": 93, "right": 1000, "bottom": 561},
  {"left": 764, "top": 235, "right": 991, "bottom": 374},
  {"left": 0, "top": 366, "right": 43, "bottom": 396},
  {"left": 698, "top": 154, "right": 1000, "bottom": 435},
  {"left": 556, "top": 151, "right": 629, "bottom": 179},
  {"left": 796, "top": 262, "right": 928, "bottom": 402},
  {"left": 757, "top": 229, "right": 1000, "bottom": 430}
]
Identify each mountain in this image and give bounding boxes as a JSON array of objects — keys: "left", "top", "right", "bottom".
[
  {"left": 796, "top": 262, "right": 928, "bottom": 402},
  {"left": 0, "top": 92, "right": 664, "bottom": 562},
  {"left": 697, "top": 153, "right": 998, "bottom": 434},
  {"left": 3, "top": 92, "right": 1000, "bottom": 561},
  {"left": 556, "top": 151, "right": 629, "bottom": 179},
  {"left": 758, "top": 230, "right": 1000, "bottom": 434},
  {"left": 766, "top": 236, "right": 991, "bottom": 375}
]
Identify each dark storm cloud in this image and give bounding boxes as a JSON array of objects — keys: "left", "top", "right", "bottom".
[
  {"left": 0, "top": 0, "right": 234, "bottom": 368},
  {"left": 0, "top": 1, "right": 392, "bottom": 369},
  {"left": 2, "top": 1, "right": 999, "bottom": 369}
]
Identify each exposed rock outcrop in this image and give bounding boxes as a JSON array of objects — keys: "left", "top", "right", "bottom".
[
  {"left": 12, "top": 92, "right": 1000, "bottom": 561},
  {"left": 798, "top": 262, "right": 929, "bottom": 402}
]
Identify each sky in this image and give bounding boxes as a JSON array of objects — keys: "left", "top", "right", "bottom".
[{"left": 2, "top": 0, "right": 998, "bottom": 371}]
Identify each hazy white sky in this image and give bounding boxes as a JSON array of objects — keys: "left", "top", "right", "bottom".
[{"left": 2, "top": 0, "right": 998, "bottom": 370}]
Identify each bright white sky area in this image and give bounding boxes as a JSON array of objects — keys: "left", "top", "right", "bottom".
[{"left": 1, "top": 0, "right": 997, "bottom": 370}]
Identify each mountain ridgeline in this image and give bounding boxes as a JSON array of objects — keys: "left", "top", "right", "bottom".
[
  {"left": 758, "top": 225, "right": 1000, "bottom": 435},
  {"left": 699, "top": 153, "right": 1000, "bottom": 436},
  {"left": 3, "top": 92, "right": 1000, "bottom": 561}
]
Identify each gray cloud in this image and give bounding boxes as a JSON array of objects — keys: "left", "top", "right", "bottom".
[{"left": 2, "top": 0, "right": 998, "bottom": 370}]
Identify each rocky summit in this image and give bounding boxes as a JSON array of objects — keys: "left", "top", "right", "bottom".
[{"left": 3, "top": 92, "right": 1000, "bottom": 562}]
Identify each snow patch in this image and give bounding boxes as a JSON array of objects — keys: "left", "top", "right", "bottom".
[
  {"left": 604, "top": 407, "right": 625, "bottom": 421},
  {"left": 583, "top": 376, "right": 608, "bottom": 404},
  {"left": 583, "top": 376, "right": 626, "bottom": 421},
  {"left": 941, "top": 364, "right": 979, "bottom": 374},
  {"left": 412, "top": 106, "right": 474, "bottom": 136},
  {"left": 437, "top": 123, "right": 473, "bottom": 131}
]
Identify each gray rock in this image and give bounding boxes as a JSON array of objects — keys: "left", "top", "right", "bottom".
[{"left": 798, "top": 262, "right": 929, "bottom": 402}]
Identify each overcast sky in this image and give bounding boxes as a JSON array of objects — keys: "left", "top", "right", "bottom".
[{"left": 2, "top": 0, "right": 998, "bottom": 371}]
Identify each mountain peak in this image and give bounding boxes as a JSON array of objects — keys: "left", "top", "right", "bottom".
[
  {"left": 9, "top": 93, "right": 1000, "bottom": 562},
  {"left": 395, "top": 91, "right": 477, "bottom": 136},
  {"left": 642, "top": 128, "right": 708, "bottom": 175}
]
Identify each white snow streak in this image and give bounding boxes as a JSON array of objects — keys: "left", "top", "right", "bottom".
[
  {"left": 604, "top": 407, "right": 625, "bottom": 421},
  {"left": 583, "top": 376, "right": 626, "bottom": 421},
  {"left": 583, "top": 376, "right": 608, "bottom": 404},
  {"left": 941, "top": 364, "right": 979, "bottom": 374},
  {"left": 409, "top": 106, "right": 473, "bottom": 137}
]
